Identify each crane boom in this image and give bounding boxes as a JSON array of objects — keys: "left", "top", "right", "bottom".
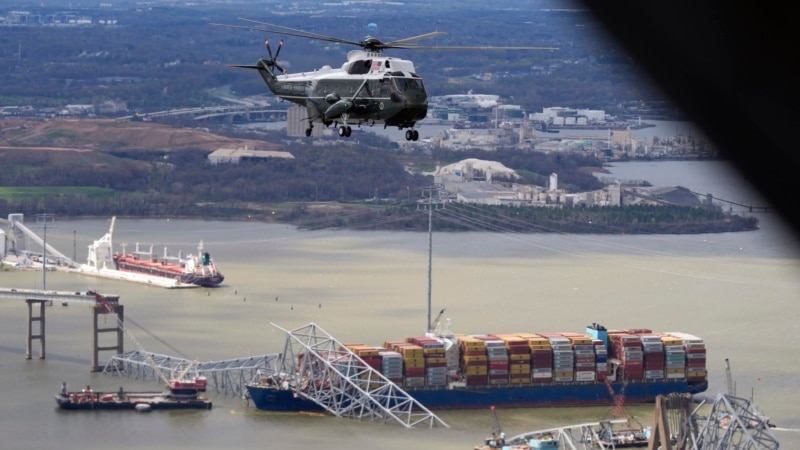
[{"left": 725, "top": 358, "right": 735, "bottom": 396}]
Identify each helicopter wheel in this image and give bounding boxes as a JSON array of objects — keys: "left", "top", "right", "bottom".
[
  {"left": 405, "top": 129, "right": 413, "bottom": 141},
  {"left": 339, "top": 126, "right": 352, "bottom": 137},
  {"left": 305, "top": 127, "right": 312, "bottom": 137},
  {"left": 412, "top": 129, "right": 419, "bottom": 141}
]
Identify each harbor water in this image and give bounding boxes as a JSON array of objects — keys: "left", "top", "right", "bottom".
[{"left": 1, "top": 160, "right": 799, "bottom": 449}]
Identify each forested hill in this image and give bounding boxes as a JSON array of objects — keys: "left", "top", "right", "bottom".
[{"left": 0, "top": 119, "right": 756, "bottom": 234}]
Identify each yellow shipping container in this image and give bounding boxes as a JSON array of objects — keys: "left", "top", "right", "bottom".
[
  {"left": 462, "top": 354, "right": 488, "bottom": 363},
  {"left": 350, "top": 346, "right": 380, "bottom": 357},
  {"left": 404, "top": 357, "right": 425, "bottom": 368},
  {"left": 509, "top": 353, "right": 531, "bottom": 361},
  {"left": 528, "top": 344, "right": 551, "bottom": 350},
  {"left": 510, "top": 364, "right": 531, "bottom": 374},
  {"left": 423, "top": 348, "right": 446, "bottom": 356},
  {"left": 464, "top": 365, "right": 488, "bottom": 375},
  {"left": 401, "top": 347, "right": 424, "bottom": 357}
]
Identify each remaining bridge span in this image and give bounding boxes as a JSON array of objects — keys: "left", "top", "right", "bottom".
[{"left": 103, "top": 350, "right": 280, "bottom": 398}]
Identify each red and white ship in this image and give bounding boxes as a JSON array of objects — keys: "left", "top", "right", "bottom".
[
  {"left": 80, "top": 217, "right": 224, "bottom": 288},
  {"left": 113, "top": 240, "right": 224, "bottom": 287}
]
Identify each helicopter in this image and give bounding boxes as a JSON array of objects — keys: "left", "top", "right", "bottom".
[{"left": 213, "top": 19, "right": 558, "bottom": 140}]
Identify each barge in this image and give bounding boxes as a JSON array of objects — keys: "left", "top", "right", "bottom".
[{"left": 55, "top": 377, "right": 212, "bottom": 411}]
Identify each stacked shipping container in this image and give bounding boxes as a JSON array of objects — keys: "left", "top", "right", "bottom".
[{"left": 348, "top": 327, "right": 706, "bottom": 389}]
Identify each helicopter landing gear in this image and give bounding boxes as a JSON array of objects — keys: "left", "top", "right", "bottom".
[
  {"left": 338, "top": 125, "right": 352, "bottom": 137},
  {"left": 305, "top": 126, "right": 313, "bottom": 137},
  {"left": 405, "top": 129, "right": 419, "bottom": 141}
]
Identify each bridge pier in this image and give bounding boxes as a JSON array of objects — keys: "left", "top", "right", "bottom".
[
  {"left": 25, "top": 299, "right": 47, "bottom": 359},
  {"left": 91, "top": 302, "right": 124, "bottom": 372}
]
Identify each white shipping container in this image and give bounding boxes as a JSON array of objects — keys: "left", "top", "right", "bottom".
[
  {"left": 404, "top": 377, "right": 425, "bottom": 387},
  {"left": 575, "top": 371, "right": 596, "bottom": 382}
]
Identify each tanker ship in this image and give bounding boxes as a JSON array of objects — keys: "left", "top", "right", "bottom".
[{"left": 245, "top": 323, "right": 708, "bottom": 411}]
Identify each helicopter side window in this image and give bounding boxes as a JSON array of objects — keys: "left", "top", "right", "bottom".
[
  {"left": 380, "top": 79, "right": 391, "bottom": 96},
  {"left": 347, "top": 60, "right": 372, "bottom": 75}
]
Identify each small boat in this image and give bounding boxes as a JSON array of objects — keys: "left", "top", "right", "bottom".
[
  {"left": 55, "top": 376, "right": 212, "bottom": 411},
  {"left": 585, "top": 420, "right": 650, "bottom": 448},
  {"left": 474, "top": 406, "right": 559, "bottom": 450}
]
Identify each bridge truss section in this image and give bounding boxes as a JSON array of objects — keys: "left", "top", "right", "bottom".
[
  {"left": 506, "top": 418, "right": 634, "bottom": 450},
  {"left": 272, "top": 322, "right": 448, "bottom": 429},
  {"left": 103, "top": 350, "right": 279, "bottom": 397},
  {"left": 692, "top": 394, "right": 780, "bottom": 450},
  {"left": 649, "top": 393, "right": 780, "bottom": 450}
]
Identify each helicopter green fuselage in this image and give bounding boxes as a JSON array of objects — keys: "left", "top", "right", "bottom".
[{"left": 252, "top": 50, "right": 428, "bottom": 135}]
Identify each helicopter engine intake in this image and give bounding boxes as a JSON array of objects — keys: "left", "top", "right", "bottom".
[
  {"left": 324, "top": 99, "right": 353, "bottom": 120},
  {"left": 324, "top": 93, "right": 341, "bottom": 104}
]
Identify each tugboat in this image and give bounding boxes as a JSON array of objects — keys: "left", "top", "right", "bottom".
[{"left": 55, "top": 376, "right": 212, "bottom": 411}]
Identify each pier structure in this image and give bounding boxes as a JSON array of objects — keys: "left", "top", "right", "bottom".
[{"left": 0, "top": 288, "right": 122, "bottom": 365}]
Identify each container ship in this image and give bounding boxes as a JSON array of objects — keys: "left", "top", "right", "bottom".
[
  {"left": 246, "top": 323, "right": 708, "bottom": 411},
  {"left": 112, "top": 241, "right": 224, "bottom": 288}
]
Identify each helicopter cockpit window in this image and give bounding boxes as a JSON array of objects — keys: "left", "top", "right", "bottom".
[
  {"left": 347, "top": 60, "right": 372, "bottom": 75},
  {"left": 394, "top": 77, "right": 424, "bottom": 92},
  {"left": 407, "top": 79, "right": 424, "bottom": 90}
]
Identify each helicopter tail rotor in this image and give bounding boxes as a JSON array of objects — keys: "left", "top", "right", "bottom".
[{"left": 264, "top": 39, "right": 287, "bottom": 75}]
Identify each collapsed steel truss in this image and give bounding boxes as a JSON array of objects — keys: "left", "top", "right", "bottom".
[
  {"left": 506, "top": 418, "right": 640, "bottom": 450},
  {"left": 649, "top": 393, "right": 779, "bottom": 450},
  {"left": 691, "top": 394, "right": 780, "bottom": 450},
  {"left": 271, "top": 322, "right": 448, "bottom": 429},
  {"left": 103, "top": 350, "right": 278, "bottom": 397}
]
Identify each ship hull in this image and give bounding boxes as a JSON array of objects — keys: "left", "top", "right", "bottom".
[
  {"left": 113, "top": 258, "right": 224, "bottom": 287},
  {"left": 245, "top": 380, "right": 708, "bottom": 412}
]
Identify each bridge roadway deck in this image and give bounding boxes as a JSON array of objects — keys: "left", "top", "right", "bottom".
[{"left": 0, "top": 287, "right": 117, "bottom": 305}]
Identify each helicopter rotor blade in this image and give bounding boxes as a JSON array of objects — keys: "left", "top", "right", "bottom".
[
  {"left": 264, "top": 39, "right": 274, "bottom": 60},
  {"left": 213, "top": 21, "right": 559, "bottom": 54},
  {"left": 387, "top": 45, "right": 559, "bottom": 51},
  {"left": 261, "top": 38, "right": 287, "bottom": 75},
  {"left": 237, "top": 18, "right": 364, "bottom": 47},
  {"left": 383, "top": 31, "right": 448, "bottom": 47},
  {"left": 273, "top": 39, "right": 284, "bottom": 62},
  {"left": 211, "top": 22, "right": 354, "bottom": 46}
]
